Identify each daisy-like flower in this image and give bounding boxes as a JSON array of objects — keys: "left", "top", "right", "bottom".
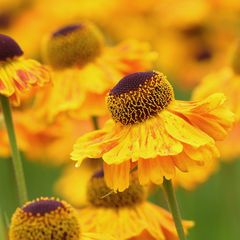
[
  {"left": 71, "top": 71, "right": 234, "bottom": 191},
  {"left": 193, "top": 66, "right": 240, "bottom": 160},
  {"left": 0, "top": 34, "right": 50, "bottom": 106},
  {"left": 9, "top": 197, "right": 114, "bottom": 240},
  {"left": 78, "top": 170, "right": 193, "bottom": 240},
  {"left": 35, "top": 22, "right": 157, "bottom": 122}
]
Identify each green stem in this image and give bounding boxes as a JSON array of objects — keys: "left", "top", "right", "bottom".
[
  {"left": 91, "top": 115, "right": 100, "bottom": 130},
  {"left": 163, "top": 178, "right": 186, "bottom": 240},
  {"left": 0, "top": 95, "right": 27, "bottom": 205},
  {"left": 0, "top": 210, "right": 7, "bottom": 240}
]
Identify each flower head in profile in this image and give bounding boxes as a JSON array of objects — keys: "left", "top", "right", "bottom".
[
  {"left": 9, "top": 197, "right": 114, "bottom": 240},
  {"left": 0, "top": 34, "right": 50, "bottom": 106},
  {"left": 71, "top": 71, "right": 234, "bottom": 191},
  {"left": 78, "top": 170, "right": 193, "bottom": 240},
  {"left": 35, "top": 21, "right": 157, "bottom": 122}
]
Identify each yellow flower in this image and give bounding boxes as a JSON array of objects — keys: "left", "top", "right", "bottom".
[
  {"left": 34, "top": 22, "right": 157, "bottom": 122},
  {"left": 9, "top": 197, "right": 114, "bottom": 240},
  {"left": 3, "top": 0, "right": 117, "bottom": 57},
  {"left": 54, "top": 161, "right": 101, "bottom": 207},
  {"left": 71, "top": 71, "right": 234, "bottom": 191},
  {"left": 193, "top": 67, "right": 240, "bottom": 120},
  {"left": 0, "top": 34, "right": 50, "bottom": 106},
  {"left": 78, "top": 170, "right": 193, "bottom": 240},
  {"left": 193, "top": 67, "right": 240, "bottom": 160},
  {"left": 0, "top": 109, "right": 103, "bottom": 164}
]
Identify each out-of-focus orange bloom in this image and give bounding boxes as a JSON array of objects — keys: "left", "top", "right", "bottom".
[
  {"left": 78, "top": 171, "right": 194, "bottom": 240},
  {"left": 0, "top": 34, "right": 50, "bottom": 106},
  {"left": 54, "top": 161, "right": 101, "bottom": 207},
  {"left": 99, "top": 0, "right": 238, "bottom": 88},
  {"left": 34, "top": 23, "right": 157, "bottom": 123},
  {"left": 193, "top": 67, "right": 240, "bottom": 160},
  {"left": 0, "top": 108, "right": 107, "bottom": 164}
]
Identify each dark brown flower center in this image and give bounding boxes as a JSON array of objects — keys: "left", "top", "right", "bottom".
[
  {"left": 107, "top": 71, "right": 174, "bottom": 125},
  {"left": 0, "top": 34, "right": 23, "bottom": 61},
  {"left": 10, "top": 198, "right": 80, "bottom": 240},
  {"left": 52, "top": 24, "right": 83, "bottom": 37},
  {"left": 110, "top": 71, "right": 155, "bottom": 95},
  {"left": 23, "top": 199, "right": 64, "bottom": 216}
]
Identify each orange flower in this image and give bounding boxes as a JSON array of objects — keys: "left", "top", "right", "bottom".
[
  {"left": 193, "top": 67, "right": 240, "bottom": 160},
  {"left": 54, "top": 161, "right": 101, "bottom": 207},
  {"left": 34, "top": 22, "right": 157, "bottom": 122},
  {"left": 78, "top": 170, "right": 193, "bottom": 240},
  {"left": 71, "top": 71, "right": 234, "bottom": 191},
  {"left": 0, "top": 108, "right": 108, "bottom": 164},
  {"left": 0, "top": 34, "right": 50, "bottom": 106},
  {"left": 9, "top": 197, "right": 114, "bottom": 240}
]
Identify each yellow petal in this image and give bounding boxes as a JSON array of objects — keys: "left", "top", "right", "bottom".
[{"left": 162, "top": 110, "right": 213, "bottom": 147}]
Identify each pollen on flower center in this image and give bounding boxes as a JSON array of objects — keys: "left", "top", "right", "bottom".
[
  {"left": 107, "top": 71, "right": 174, "bottom": 125},
  {"left": 23, "top": 199, "right": 64, "bottom": 215},
  {"left": 44, "top": 22, "right": 104, "bottom": 69},
  {"left": 9, "top": 197, "right": 80, "bottom": 240},
  {"left": 87, "top": 170, "right": 145, "bottom": 208},
  {"left": 0, "top": 34, "right": 23, "bottom": 61}
]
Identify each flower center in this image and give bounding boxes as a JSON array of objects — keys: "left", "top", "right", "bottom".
[
  {"left": 0, "top": 34, "right": 23, "bottom": 61},
  {"left": 23, "top": 199, "right": 64, "bottom": 215},
  {"left": 10, "top": 198, "right": 80, "bottom": 240},
  {"left": 52, "top": 24, "right": 83, "bottom": 37},
  {"left": 44, "top": 22, "right": 104, "bottom": 69},
  {"left": 107, "top": 71, "right": 174, "bottom": 125},
  {"left": 87, "top": 170, "right": 145, "bottom": 208}
]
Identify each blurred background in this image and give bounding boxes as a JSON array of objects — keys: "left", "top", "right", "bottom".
[{"left": 1, "top": 0, "right": 240, "bottom": 239}]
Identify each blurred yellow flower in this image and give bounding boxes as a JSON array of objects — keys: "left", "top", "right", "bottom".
[
  {"left": 100, "top": 0, "right": 237, "bottom": 88},
  {"left": 0, "top": 34, "right": 50, "bottom": 106},
  {"left": 9, "top": 197, "right": 114, "bottom": 240},
  {"left": 193, "top": 67, "right": 240, "bottom": 160},
  {"left": 3, "top": 0, "right": 119, "bottom": 57},
  {"left": 72, "top": 71, "right": 234, "bottom": 191},
  {"left": 78, "top": 170, "right": 193, "bottom": 240},
  {"left": 0, "top": 110, "right": 100, "bottom": 164},
  {"left": 54, "top": 161, "right": 101, "bottom": 207},
  {"left": 34, "top": 23, "right": 157, "bottom": 122},
  {"left": 193, "top": 67, "right": 240, "bottom": 120},
  {"left": 0, "top": 105, "right": 110, "bottom": 165}
]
